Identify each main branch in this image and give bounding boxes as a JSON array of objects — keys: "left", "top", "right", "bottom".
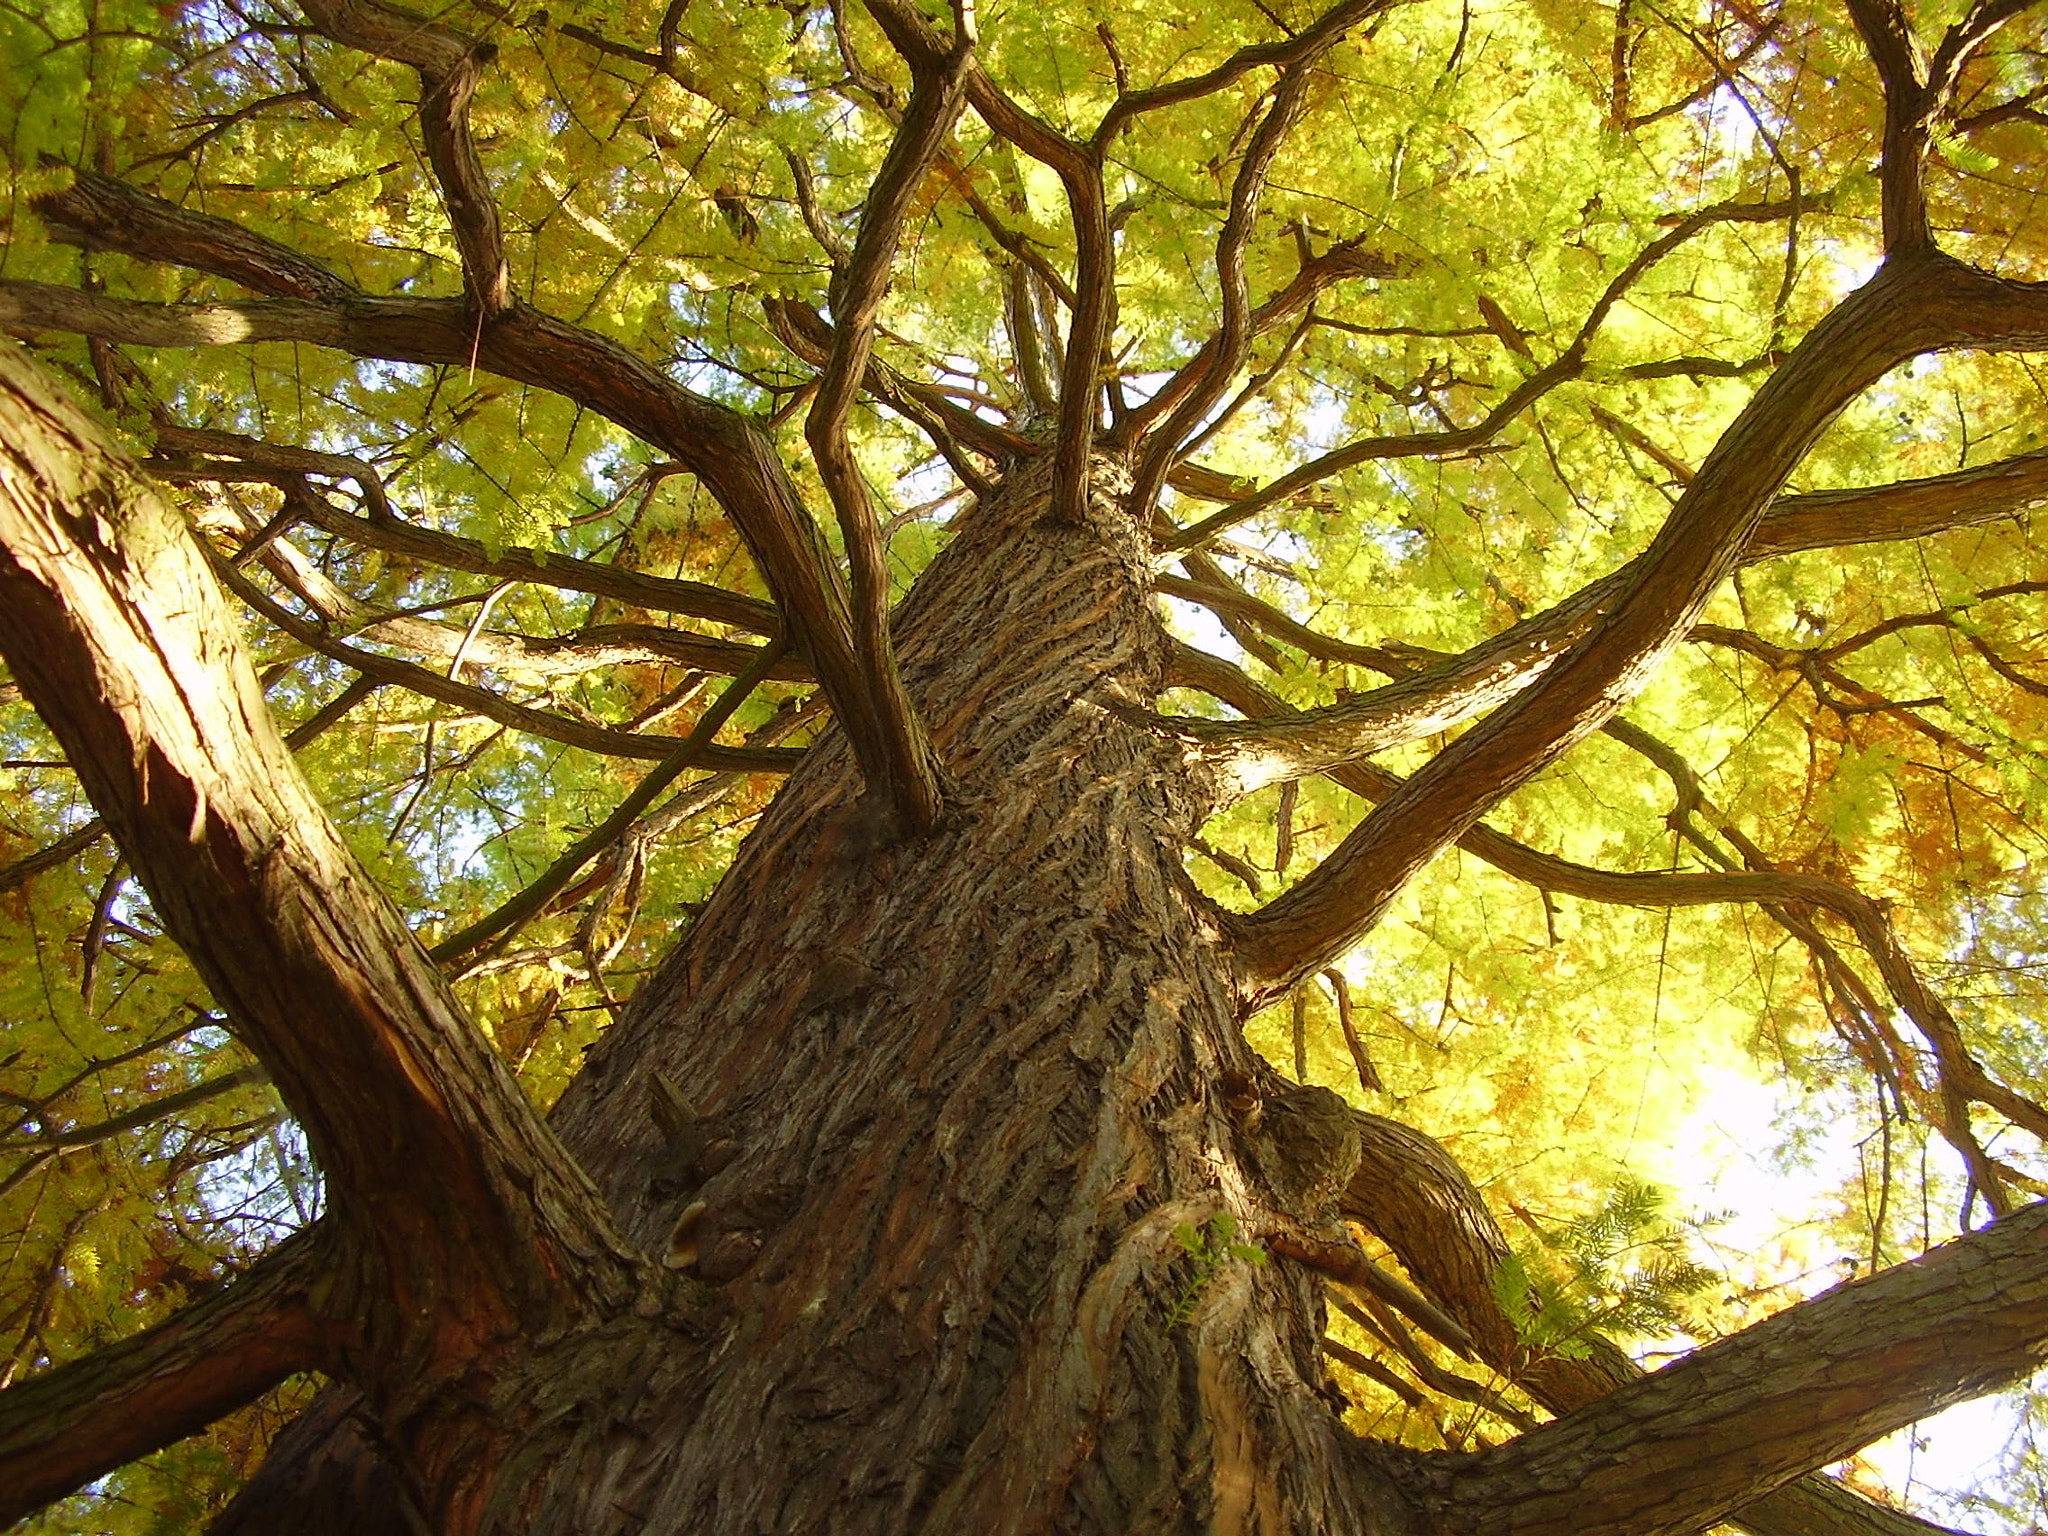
[
  {"left": 1228, "top": 251, "right": 2042, "bottom": 1005},
  {"left": 21, "top": 169, "right": 877, "bottom": 799},
  {"left": 0, "top": 340, "right": 642, "bottom": 1340},
  {"left": 0, "top": 1231, "right": 328, "bottom": 1524},
  {"left": 1429, "top": 1201, "right": 2048, "bottom": 1536}
]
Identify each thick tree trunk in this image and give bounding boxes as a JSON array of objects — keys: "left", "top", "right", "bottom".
[
  {"left": 208, "top": 455, "right": 1392, "bottom": 1533},
  {"left": 11, "top": 339, "right": 2047, "bottom": 1536},
  {"left": 546, "top": 456, "right": 1381, "bottom": 1530}
]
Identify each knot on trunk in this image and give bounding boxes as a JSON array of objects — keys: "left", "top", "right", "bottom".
[{"left": 1222, "top": 1072, "right": 1363, "bottom": 1220}]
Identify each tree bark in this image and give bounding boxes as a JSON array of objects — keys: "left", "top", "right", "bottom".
[
  {"left": 7, "top": 341, "right": 2048, "bottom": 1536},
  {"left": 530, "top": 454, "right": 1389, "bottom": 1531}
]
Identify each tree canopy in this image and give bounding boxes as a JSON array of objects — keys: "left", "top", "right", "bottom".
[{"left": 4, "top": 0, "right": 2048, "bottom": 1530}]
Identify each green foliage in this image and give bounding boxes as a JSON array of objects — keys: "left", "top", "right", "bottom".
[
  {"left": 2, "top": 0, "right": 2048, "bottom": 1522},
  {"left": 1166, "top": 1212, "right": 1268, "bottom": 1328},
  {"left": 1491, "top": 1179, "right": 1722, "bottom": 1361}
]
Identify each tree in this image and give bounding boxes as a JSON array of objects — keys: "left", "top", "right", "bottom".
[{"left": 3, "top": 0, "right": 2048, "bottom": 1529}]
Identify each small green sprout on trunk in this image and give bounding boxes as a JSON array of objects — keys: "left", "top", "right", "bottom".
[{"left": 1167, "top": 1212, "right": 1268, "bottom": 1328}]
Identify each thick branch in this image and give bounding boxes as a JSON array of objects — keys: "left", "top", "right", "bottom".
[
  {"left": 0, "top": 1229, "right": 328, "bottom": 1525},
  {"left": 18, "top": 172, "right": 879, "bottom": 785},
  {"left": 215, "top": 559, "right": 800, "bottom": 770},
  {"left": 1430, "top": 1201, "right": 2048, "bottom": 1536},
  {"left": 1339, "top": 1113, "right": 1982, "bottom": 1536},
  {"left": 0, "top": 340, "right": 642, "bottom": 1336},
  {"left": 1227, "top": 253, "right": 2038, "bottom": 1004},
  {"left": 1166, "top": 441, "right": 2048, "bottom": 797},
  {"left": 803, "top": 19, "right": 973, "bottom": 835}
]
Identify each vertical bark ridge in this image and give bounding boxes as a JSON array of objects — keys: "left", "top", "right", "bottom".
[{"left": 543, "top": 463, "right": 1370, "bottom": 1532}]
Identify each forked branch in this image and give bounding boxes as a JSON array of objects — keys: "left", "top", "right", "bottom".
[
  {"left": 296, "top": 0, "right": 512, "bottom": 312},
  {"left": 804, "top": 8, "right": 975, "bottom": 835},
  {"left": 1129, "top": 41, "right": 1355, "bottom": 516},
  {"left": 1168, "top": 441, "right": 2048, "bottom": 799},
  {"left": 1850, "top": 0, "right": 2039, "bottom": 252},
  {"left": 1228, "top": 253, "right": 2048, "bottom": 1005}
]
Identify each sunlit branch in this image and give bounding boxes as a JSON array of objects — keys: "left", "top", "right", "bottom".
[
  {"left": 1432, "top": 1200, "right": 2048, "bottom": 1536},
  {"left": 34, "top": 166, "right": 358, "bottom": 304},
  {"left": 1810, "top": 584, "right": 2048, "bottom": 665},
  {"left": 1455, "top": 819, "right": 2045, "bottom": 1195},
  {"left": 0, "top": 1229, "right": 330, "bottom": 1526},
  {"left": 297, "top": 0, "right": 512, "bottom": 313},
  {"left": 1322, "top": 1335, "right": 1430, "bottom": 1410},
  {"left": 17, "top": 173, "right": 880, "bottom": 768},
  {"left": 1166, "top": 406, "right": 2048, "bottom": 804},
  {"left": 1305, "top": 1241, "right": 1477, "bottom": 1361},
  {"left": 1162, "top": 362, "right": 1576, "bottom": 554},
  {"left": 1160, "top": 196, "right": 1812, "bottom": 555},
  {"left": 214, "top": 561, "right": 800, "bottom": 771},
  {"left": 1129, "top": 45, "right": 1348, "bottom": 517},
  {"left": 1090, "top": 0, "right": 1404, "bottom": 145},
  {"left": 1173, "top": 309, "right": 1320, "bottom": 468},
  {"left": 0, "top": 669, "right": 388, "bottom": 898},
  {"left": 804, "top": 15, "right": 971, "bottom": 835},
  {"left": 949, "top": 145, "right": 1082, "bottom": 310},
  {"left": 0, "top": 339, "right": 647, "bottom": 1331}
]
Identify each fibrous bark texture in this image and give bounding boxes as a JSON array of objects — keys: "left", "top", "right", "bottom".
[
  {"left": 531, "top": 457, "right": 1383, "bottom": 1531},
  {"left": 7, "top": 343, "right": 2047, "bottom": 1536}
]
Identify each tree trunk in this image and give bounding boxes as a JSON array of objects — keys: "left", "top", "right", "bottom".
[
  {"left": 8, "top": 340, "right": 2047, "bottom": 1536},
  {"left": 204, "top": 455, "right": 1391, "bottom": 1532}
]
